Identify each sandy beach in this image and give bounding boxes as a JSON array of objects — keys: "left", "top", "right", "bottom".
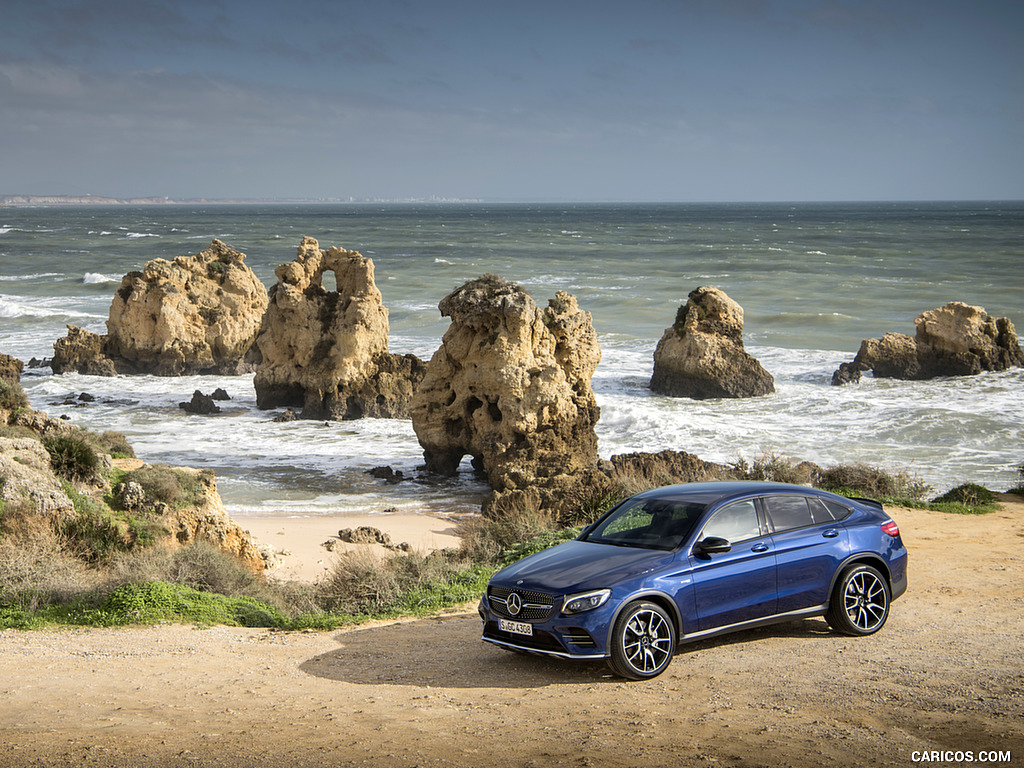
[
  {"left": 237, "top": 512, "right": 463, "bottom": 582},
  {"left": 1, "top": 497, "right": 1022, "bottom": 768}
]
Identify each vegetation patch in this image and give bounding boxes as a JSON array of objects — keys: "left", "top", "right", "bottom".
[
  {"left": 815, "top": 462, "right": 932, "bottom": 502},
  {"left": 1008, "top": 462, "right": 1024, "bottom": 498},
  {"left": 43, "top": 435, "right": 99, "bottom": 482},
  {"left": 0, "top": 380, "right": 29, "bottom": 412},
  {"left": 117, "top": 464, "right": 210, "bottom": 511}
]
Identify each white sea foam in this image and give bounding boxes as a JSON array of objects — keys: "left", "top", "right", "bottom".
[
  {"left": 124, "top": 232, "right": 160, "bottom": 239},
  {"left": 83, "top": 272, "right": 120, "bottom": 284},
  {"left": 0, "top": 295, "right": 104, "bottom": 320},
  {"left": 0, "top": 297, "right": 50, "bottom": 318},
  {"left": 0, "top": 272, "right": 64, "bottom": 281},
  {"left": 434, "top": 258, "right": 454, "bottom": 265}
]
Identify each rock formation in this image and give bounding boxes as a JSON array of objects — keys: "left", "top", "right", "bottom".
[
  {"left": 253, "top": 236, "right": 425, "bottom": 420},
  {"left": 51, "top": 326, "right": 118, "bottom": 376},
  {"left": 158, "top": 468, "right": 265, "bottom": 573},
  {"left": 0, "top": 438, "right": 76, "bottom": 518},
  {"left": 832, "top": 302, "right": 1023, "bottom": 384},
  {"left": 51, "top": 239, "right": 268, "bottom": 376},
  {"left": 410, "top": 275, "right": 601, "bottom": 514},
  {"left": 650, "top": 287, "right": 775, "bottom": 399}
]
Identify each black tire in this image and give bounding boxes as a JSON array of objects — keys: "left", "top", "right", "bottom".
[
  {"left": 608, "top": 601, "right": 676, "bottom": 680},
  {"left": 825, "top": 564, "right": 890, "bottom": 636}
]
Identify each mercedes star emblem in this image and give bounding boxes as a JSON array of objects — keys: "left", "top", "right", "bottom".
[{"left": 506, "top": 593, "right": 522, "bottom": 616}]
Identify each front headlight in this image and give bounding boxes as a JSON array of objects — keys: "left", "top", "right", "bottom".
[{"left": 562, "top": 589, "right": 611, "bottom": 615}]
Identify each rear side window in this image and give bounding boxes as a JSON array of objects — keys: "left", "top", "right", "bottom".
[
  {"left": 822, "top": 499, "right": 853, "bottom": 521},
  {"left": 764, "top": 496, "right": 814, "bottom": 532}
]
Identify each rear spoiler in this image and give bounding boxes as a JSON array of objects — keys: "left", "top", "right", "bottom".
[{"left": 850, "top": 496, "right": 885, "bottom": 512}]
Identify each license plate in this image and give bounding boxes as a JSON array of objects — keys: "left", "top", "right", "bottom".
[{"left": 499, "top": 619, "right": 533, "bottom": 636}]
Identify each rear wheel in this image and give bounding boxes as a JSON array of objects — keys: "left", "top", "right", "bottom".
[
  {"left": 826, "top": 564, "right": 890, "bottom": 636},
  {"left": 608, "top": 601, "right": 676, "bottom": 680}
]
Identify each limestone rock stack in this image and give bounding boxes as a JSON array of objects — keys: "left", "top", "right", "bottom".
[
  {"left": 252, "top": 237, "right": 424, "bottom": 419},
  {"left": 650, "top": 287, "right": 775, "bottom": 399},
  {"left": 51, "top": 239, "right": 268, "bottom": 376},
  {"left": 832, "top": 301, "right": 1023, "bottom": 384},
  {"left": 410, "top": 275, "right": 601, "bottom": 514}
]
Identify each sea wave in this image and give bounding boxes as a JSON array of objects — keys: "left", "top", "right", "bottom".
[
  {"left": 124, "top": 232, "right": 160, "bottom": 239},
  {"left": 0, "top": 295, "right": 104, "bottom": 320},
  {"left": 83, "top": 272, "right": 120, "bottom": 284},
  {"left": 0, "top": 272, "right": 64, "bottom": 282}
]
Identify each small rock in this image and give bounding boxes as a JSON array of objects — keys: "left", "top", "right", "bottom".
[
  {"left": 211, "top": 388, "right": 231, "bottom": 401},
  {"left": 78, "top": 392, "right": 96, "bottom": 402},
  {"left": 179, "top": 390, "right": 221, "bottom": 414},
  {"left": 116, "top": 481, "right": 146, "bottom": 512},
  {"left": 337, "top": 526, "right": 393, "bottom": 546},
  {"left": 272, "top": 408, "right": 297, "bottom": 422},
  {"left": 367, "top": 465, "right": 405, "bottom": 484}
]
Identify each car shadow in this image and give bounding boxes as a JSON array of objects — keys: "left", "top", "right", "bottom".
[{"left": 299, "top": 614, "right": 838, "bottom": 689}]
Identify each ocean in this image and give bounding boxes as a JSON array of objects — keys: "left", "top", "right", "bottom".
[{"left": 1, "top": 202, "right": 1021, "bottom": 517}]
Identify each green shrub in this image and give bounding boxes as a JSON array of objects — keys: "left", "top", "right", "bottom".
[
  {"left": 816, "top": 462, "right": 931, "bottom": 501},
  {"left": 42, "top": 435, "right": 99, "bottom": 481},
  {"left": 929, "top": 483, "right": 998, "bottom": 514},
  {"left": 316, "top": 548, "right": 491, "bottom": 617},
  {"left": 458, "top": 503, "right": 558, "bottom": 564},
  {"left": 56, "top": 484, "right": 134, "bottom": 561},
  {"left": 0, "top": 380, "right": 29, "bottom": 411},
  {"left": 119, "top": 465, "right": 208, "bottom": 510},
  {"left": 933, "top": 483, "right": 995, "bottom": 506},
  {"left": 0, "top": 503, "right": 101, "bottom": 611},
  {"left": 85, "top": 430, "right": 136, "bottom": 460},
  {"left": 99, "top": 580, "right": 287, "bottom": 627}
]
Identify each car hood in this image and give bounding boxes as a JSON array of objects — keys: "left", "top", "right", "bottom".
[{"left": 493, "top": 540, "right": 674, "bottom": 594}]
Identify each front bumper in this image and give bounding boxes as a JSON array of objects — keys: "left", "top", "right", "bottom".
[{"left": 478, "top": 597, "right": 611, "bottom": 660}]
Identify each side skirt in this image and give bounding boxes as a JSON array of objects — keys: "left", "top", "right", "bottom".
[{"left": 679, "top": 604, "right": 829, "bottom": 645}]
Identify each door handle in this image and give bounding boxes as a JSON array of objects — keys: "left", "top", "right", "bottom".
[
  {"left": 751, "top": 542, "right": 770, "bottom": 553},
  {"left": 823, "top": 529, "right": 839, "bottom": 538}
]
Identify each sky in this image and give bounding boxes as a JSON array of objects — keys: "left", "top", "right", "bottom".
[{"left": 1, "top": 0, "right": 1021, "bottom": 202}]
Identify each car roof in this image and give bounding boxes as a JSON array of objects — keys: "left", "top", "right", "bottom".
[{"left": 635, "top": 481, "right": 843, "bottom": 506}]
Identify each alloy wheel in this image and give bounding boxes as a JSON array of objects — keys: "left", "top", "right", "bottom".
[{"left": 842, "top": 569, "right": 888, "bottom": 632}]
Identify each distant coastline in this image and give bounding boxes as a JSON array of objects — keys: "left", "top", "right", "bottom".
[{"left": 0, "top": 194, "right": 482, "bottom": 206}]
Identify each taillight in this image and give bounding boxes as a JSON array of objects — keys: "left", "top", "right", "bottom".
[{"left": 881, "top": 520, "right": 900, "bottom": 537}]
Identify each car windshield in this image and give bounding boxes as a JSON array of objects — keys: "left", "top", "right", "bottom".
[{"left": 583, "top": 497, "right": 707, "bottom": 550}]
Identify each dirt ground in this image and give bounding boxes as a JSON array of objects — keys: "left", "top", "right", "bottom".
[{"left": 1, "top": 498, "right": 1022, "bottom": 768}]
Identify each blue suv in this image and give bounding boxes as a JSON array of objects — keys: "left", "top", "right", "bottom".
[{"left": 480, "top": 481, "right": 908, "bottom": 679}]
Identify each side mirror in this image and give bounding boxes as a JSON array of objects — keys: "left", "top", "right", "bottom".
[
  {"left": 695, "top": 536, "right": 732, "bottom": 554},
  {"left": 579, "top": 523, "right": 597, "bottom": 539}
]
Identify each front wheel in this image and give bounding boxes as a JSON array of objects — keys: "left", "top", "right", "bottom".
[
  {"left": 608, "top": 601, "right": 676, "bottom": 680},
  {"left": 826, "top": 564, "right": 890, "bottom": 636}
]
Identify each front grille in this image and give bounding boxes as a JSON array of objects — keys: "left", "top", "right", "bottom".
[{"left": 488, "top": 586, "right": 555, "bottom": 621}]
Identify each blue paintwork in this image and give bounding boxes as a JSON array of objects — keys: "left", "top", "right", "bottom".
[{"left": 480, "top": 481, "right": 908, "bottom": 664}]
